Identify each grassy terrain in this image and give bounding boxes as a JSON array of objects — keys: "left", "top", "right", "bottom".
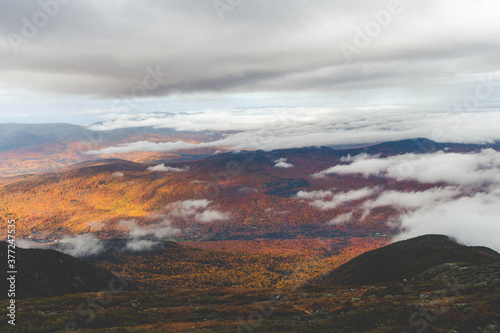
[{"left": 1, "top": 276, "right": 498, "bottom": 332}]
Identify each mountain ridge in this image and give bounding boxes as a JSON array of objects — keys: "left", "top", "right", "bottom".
[
  {"left": 309, "top": 234, "right": 500, "bottom": 286},
  {"left": 0, "top": 241, "right": 137, "bottom": 299}
]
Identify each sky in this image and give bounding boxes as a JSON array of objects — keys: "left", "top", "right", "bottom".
[{"left": 0, "top": 0, "right": 499, "bottom": 134}]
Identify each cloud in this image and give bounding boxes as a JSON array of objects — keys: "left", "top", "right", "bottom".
[
  {"left": 118, "top": 219, "right": 181, "bottom": 239},
  {"left": 111, "top": 172, "right": 124, "bottom": 177},
  {"left": 1, "top": 1, "right": 500, "bottom": 132},
  {"left": 125, "top": 239, "right": 160, "bottom": 252},
  {"left": 313, "top": 149, "right": 500, "bottom": 252},
  {"left": 296, "top": 189, "right": 334, "bottom": 200},
  {"left": 165, "top": 199, "right": 231, "bottom": 223},
  {"left": 87, "top": 107, "right": 500, "bottom": 156},
  {"left": 58, "top": 234, "right": 105, "bottom": 257},
  {"left": 147, "top": 164, "right": 189, "bottom": 172},
  {"left": 363, "top": 187, "right": 462, "bottom": 210},
  {"left": 1, "top": 0, "right": 500, "bottom": 103},
  {"left": 194, "top": 210, "right": 231, "bottom": 223},
  {"left": 274, "top": 157, "right": 293, "bottom": 168},
  {"left": 166, "top": 199, "right": 211, "bottom": 218},
  {"left": 315, "top": 149, "right": 500, "bottom": 186},
  {"left": 88, "top": 140, "right": 207, "bottom": 154},
  {"left": 393, "top": 191, "right": 500, "bottom": 253},
  {"left": 16, "top": 239, "right": 42, "bottom": 249},
  {"left": 298, "top": 187, "right": 376, "bottom": 210},
  {"left": 329, "top": 211, "right": 354, "bottom": 225}
]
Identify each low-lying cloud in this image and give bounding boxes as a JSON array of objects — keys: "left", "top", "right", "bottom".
[
  {"left": 118, "top": 219, "right": 181, "bottom": 240},
  {"left": 59, "top": 234, "right": 105, "bottom": 257},
  {"left": 125, "top": 239, "right": 161, "bottom": 252},
  {"left": 274, "top": 158, "right": 293, "bottom": 168},
  {"left": 329, "top": 211, "right": 354, "bottom": 225},
  {"left": 147, "top": 164, "right": 189, "bottom": 172},
  {"left": 394, "top": 191, "right": 500, "bottom": 253},
  {"left": 363, "top": 187, "right": 462, "bottom": 210},
  {"left": 165, "top": 199, "right": 231, "bottom": 223},
  {"left": 87, "top": 108, "right": 500, "bottom": 155},
  {"left": 314, "top": 149, "right": 500, "bottom": 252},
  {"left": 314, "top": 149, "right": 500, "bottom": 186},
  {"left": 297, "top": 187, "right": 376, "bottom": 210}
]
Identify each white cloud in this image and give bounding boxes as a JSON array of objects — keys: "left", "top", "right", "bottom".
[
  {"left": 393, "top": 191, "right": 500, "bottom": 253},
  {"left": 87, "top": 108, "right": 500, "bottom": 155},
  {"left": 298, "top": 187, "right": 376, "bottom": 210},
  {"left": 315, "top": 149, "right": 500, "bottom": 186},
  {"left": 194, "top": 210, "right": 231, "bottom": 223},
  {"left": 329, "top": 211, "right": 354, "bottom": 225},
  {"left": 363, "top": 187, "right": 461, "bottom": 210},
  {"left": 125, "top": 239, "right": 160, "bottom": 252},
  {"left": 166, "top": 199, "right": 211, "bottom": 218},
  {"left": 118, "top": 219, "right": 181, "bottom": 239},
  {"left": 88, "top": 140, "right": 207, "bottom": 154},
  {"left": 274, "top": 157, "right": 294, "bottom": 168},
  {"left": 16, "top": 239, "right": 42, "bottom": 249},
  {"left": 296, "top": 189, "right": 334, "bottom": 200},
  {"left": 59, "top": 234, "right": 105, "bottom": 257},
  {"left": 147, "top": 164, "right": 189, "bottom": 172},
  {"left": 112, "top": 172, "right": 124, "bottom": 177},
  {"left": 165, "top": 199, "right": 231, "bottom": 223},
  {"left": 313, "top": 149, "right": 500, "bottom": 252}
]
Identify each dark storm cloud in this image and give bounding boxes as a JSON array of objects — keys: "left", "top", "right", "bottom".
[{"left": 1, "top": 0, "right": 499, "bottom": 98}]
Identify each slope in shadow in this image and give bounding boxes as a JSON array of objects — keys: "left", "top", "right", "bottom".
[
  {"left": 310, "top": 234, "right": 500, "bottom": 286},
  {"left": 0, "top": 242, "right": 136, "bottom": 299}
]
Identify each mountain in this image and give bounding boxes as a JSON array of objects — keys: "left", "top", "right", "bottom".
[
  {"left": 0, "top": 123, "right": 89, "bottom": 151},
  {"left": 310, "top": 234, "right": 500, "bottom": 286},
  {"left": 4, "top": 236, "right": 499, "bottom": 332},
  {"left": 2, "top": 121, "right": 498, "bottom": 176},
  {"left": 0, "top": 123, "right": 216, "bottom": 175},
  {"left": 0, "top": 242, "right": 136, "bottom": 299},
  {"left": 2, "top": 138, "right": 499, "bottom": 240}
]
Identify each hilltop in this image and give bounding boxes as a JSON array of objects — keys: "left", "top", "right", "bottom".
[
  {"left": 0, "top": 242, "right": 136, "bottom": 299},
  {"left": 309, "top": 234, "right": 500, "bottom": 286}
]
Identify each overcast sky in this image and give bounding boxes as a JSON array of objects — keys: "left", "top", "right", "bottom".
[{"left": 1, "top": 0, "right": 499, "bottom": 135}]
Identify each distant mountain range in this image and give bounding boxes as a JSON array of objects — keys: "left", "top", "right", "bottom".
[
  {"left": 1, "top": 122, "right": 499, "bottom": 175},
  {"left": 1, "top": 122, "right": 498, "bottom": 154},
  {"left": 0, "top": 123, "right": 179, "bottom": 152}
]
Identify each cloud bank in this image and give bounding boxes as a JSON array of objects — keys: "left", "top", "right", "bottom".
[
  {"left": 297, "top": 187, "right": 376, "bottom": 210},
  {"left": 1, "top": 0, "right": 500, "bottom": 101},
  {"left": 315, "top": 149, "right": 500, "bottom": 186},
  {"left": 315, "top": 149, "right": 500, "bottom": 252},
  {"left": 87, "top": 107, "right": 500, "bottom": 155}
]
